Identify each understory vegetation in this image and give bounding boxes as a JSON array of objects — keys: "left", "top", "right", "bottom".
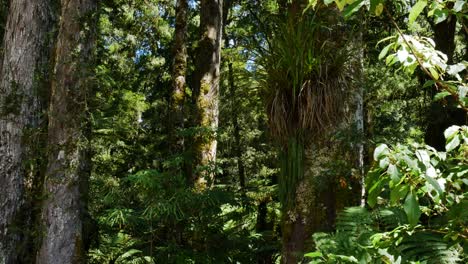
[{"left": 0, "top": 0, "right": 466, "bottom": 263}]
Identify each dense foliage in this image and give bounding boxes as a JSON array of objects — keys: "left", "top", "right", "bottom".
[{"left": 0, "top": 0, "right": 466, "bottom": 263}]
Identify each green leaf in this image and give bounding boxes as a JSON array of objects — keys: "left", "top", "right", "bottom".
[
  {"left": 334, "top": 0, "right": 347, "bottom": 10},
  {"left": 409, "top": 0, "right": 427, "bottom": 25},
  {"left": 379, "top": 43, "right": 393, "bottom": 60},
  {"left": 390, "top": 184, "right": 409, "bottom": 204},
  {"left": 458, "top": 85, "right": 468, "bottom": 99},
  {"left": 324, "top": 0, "right": 335, "bottom": 5},
  {"left": 404, "top": 191, "right": 421, "bottom": 226},
  {"left": 423, "top": 80, "right": 436, "bottom": 88},
  {"left": 370, "top": 0, "right": 383, "bottom": 15},
  {"left": 454, "top": 0, "right": 465, "bottom": 12},
  {"left": 375, "top": 3, "right": 384, "bottom": 16},
  {"left": 387, "top": 164, "right": 400, "bottom": 183},
  {"left": 444, "top": 125, "right": 460, "bottom": 140},
  {"left": 368, "top": 178, "right": 385, "bottom": 207},
  {"left": 446, "top": 135, "right": 460, "bottom": 151},
  {"left": 304, "top": 252, "right": 323, "bottom": 258},
  {"left": 424, "top": 169, "right": 443, "bottom": 196},
  {"left": 429, "top": 67, "right": 439, "bottom": 80},
  {"left": 433, "top": 91, "right": 450, "bottom": 101},
  {"left": 374, "top": 144, "right": 389, "bottom": 160},
  {"left": 433, "top": 9, "right": 448, "bottom": 24},
  {"left": 343, "top": 0, "right": 365, "bottom": 18}
]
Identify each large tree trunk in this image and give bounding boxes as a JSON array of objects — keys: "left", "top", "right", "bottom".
[
  {"left": 192, "top": 0, "right": 223, "bottom": 189},
  {"left": 170, "top": 0, "right": 188, "bottom": 153},
  {"left": 0, "top": 1, "right": 54, "bottom": 263},
  {"left": 36, "top": 0, "right": 97, "bottom": 263}
]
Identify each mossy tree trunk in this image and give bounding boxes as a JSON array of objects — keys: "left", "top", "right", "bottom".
[
  {"left": 192, "top": 0, "right": 223, "bottom": 189},
  {"left": 36, "top": 0, "right": 96, "bottom": 263},
  {"left": 0, "top": 1, "right": 54, "bottom": 263},
  {"left": 170, "top": 0, "right": 188, "bottom": 153}
]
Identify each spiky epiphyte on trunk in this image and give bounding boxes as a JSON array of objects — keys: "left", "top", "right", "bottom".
[
  {"left": 262, "top": 11, "right": 351, "bottom": 208},
  {"left": 261, "top": 7, "right": 353, "bottom": 263}
]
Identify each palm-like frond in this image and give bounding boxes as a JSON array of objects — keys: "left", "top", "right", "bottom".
[
  {"left": 261, "top": 12, "right": 352, "bottom": 145},
  {"left": 260, "top": 10, "right": 353, "bottom": 208}
]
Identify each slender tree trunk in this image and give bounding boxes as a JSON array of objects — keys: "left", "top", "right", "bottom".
[
  {"left": 192, "top": 0, "right": 223, "bottom": 189},
  {"left": 36, "top": 0, "right": 97, "bottom": 263},
  {"left": 0, "top": 1, "right": 54, "bottom": 263},
  {"left": 170, "top": 0, "right": 188, "bottom": 153},
  {"left": 228, "top": 60, "right": 247, "bottom": 191},
  {"left": 223, "top": 0, "right": 246, "bottom": 191},
  {"left": 355, "top": 30, "right": 365, "bottom": 207}
]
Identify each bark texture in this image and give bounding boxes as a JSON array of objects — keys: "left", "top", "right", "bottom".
[
  {"left": 192, "top": 0, "right": 223, "bottom": 189},
  {"left": 425, "top": 13, "right": 467, "bottom": 150},
  {"left": 170, "top": 0, "right": 188, "bottom": 153},
  {"left": 36, "top": 0, "right": 96, "bottom": 263},
  {"left": 0, "top": 1, "right": 54, "bottom": 263}
]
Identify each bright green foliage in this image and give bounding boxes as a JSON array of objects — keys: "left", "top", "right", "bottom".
[{"left": 306, "top": 127, "right": 467, "bottom": 263}]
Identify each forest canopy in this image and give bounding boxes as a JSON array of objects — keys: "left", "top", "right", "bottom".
[{"left": 0, "top": 0, "right": 466, "bottom": 263}]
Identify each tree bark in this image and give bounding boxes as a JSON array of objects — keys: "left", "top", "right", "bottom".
[
  {"left": 425, "top": 12, "right": 466, "bottom": 150},
  {"left": 36, "top": 0, "right": 97, "bottom": 263},
  {"left": 0, "top": 1, "right": 54, "bottom": 263},
  {"left": 192, "top": 0, "right": 223, "bottom": 189},
  {"left": 170, "top": 0, "right": 188, "bottom": 153}
]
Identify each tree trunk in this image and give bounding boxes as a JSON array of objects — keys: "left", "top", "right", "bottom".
[
  {"left": 425, "top": 13, "right": 466, "bottom": 150},
  {"left": 0, "top": 1, "right": 54, "bottom": 263},
  {"left": 170, "top": 0, "right": 188, "bottom": 153},
  {"left": 192, "top": 0, "right": 223, "bottom": 189},
  {"left": 36, "top": 0, "right": 97, "bottom": 263},
  {"left": 223, "top": 0, "right": 246, "bottom": 191}
]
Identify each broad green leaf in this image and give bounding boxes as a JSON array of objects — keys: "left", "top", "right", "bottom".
[
  {"left": 447, "top": 63, "right": 466, "bottom": 76},
  {"left": 387, "top": 164, "right": 400, "bottom": 183},
  {"left": 396, "top": 49, "right": 409, "bottom": 62},
  {"left": 379, "top": 43, "right": 393, "bottom": 60},
  {"left": 374, "top": 144, "right": 389, "bottom": 160},
  {"left": 324, "top": 0, "right": 335, "bottom": 5},
  {"left": 433, "top": 91, "right": 450, "bottom": 101},
  {"left": 379, "top": 157, "right": 390, "bottom": 168},
  {"left": 404, "top": 191, "right": 421, "bottom": 226},
  {"left": 458, "top": 85, "right": 468, "bottom": 99},
  {"left": 368, "top": 178, "right": 385, "bottom": 207},
  {"left": 409, "top": 1, "right": 427, "bottom": 25},
  {"left": 390, "top": 184, "right": 409, "bottom": 204},
  {"left": 416, "top": 149, "right": 430, "bottom": 166},
  {"left": 454, "top": 0, "right": 465, "bottom": 12},
  {"left": 343, "top": 0, "right": 365, "bottom": 18},
  {"left": 446, "top": 135, "right": 460, "bottom": 151},
  {"left": 444, "top": 125, "right": 460, "bottom": 140},
  {"left": 423, "top": 80, "right": 435, "bottom": 88},
  {"left": 429, "top": 67, "right": 439, "bottom": 80},
  {"left": 433, "top": 9, "right": 448, "bottom": 24},
  {"left": 425, "top": 169, "right": 443, "bottom": 196}
]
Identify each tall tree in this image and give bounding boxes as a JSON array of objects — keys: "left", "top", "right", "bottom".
[
  {"left": 263, "top": 2, "right": 355, "bottom": 262},
  {"left": 170, "top": 0, "right": 188, "bottom": 153},
  {"left": 36, "top": 0, "right": 97, "bottom": 262},
  {"left": 192, "top": 0, "right": 223, "bottom": 189},
  {"left": 0, "top": 0, "right": 54, "bottom": 262}
]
